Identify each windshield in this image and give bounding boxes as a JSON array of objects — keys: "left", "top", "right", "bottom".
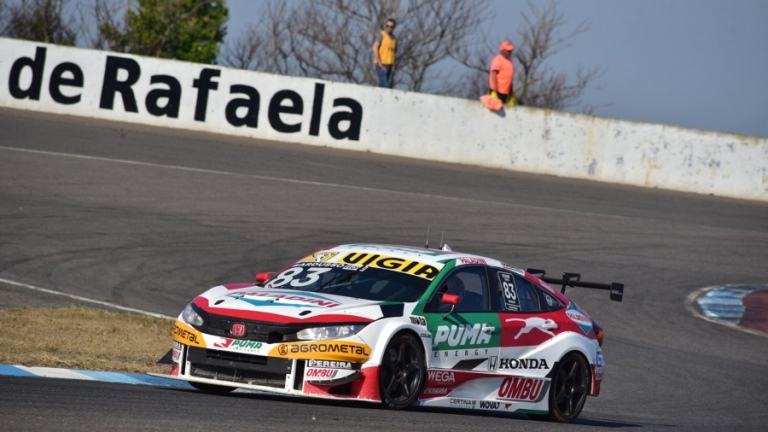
[{"left": 265, "top": 262, "right": 432, "bottom": 302}]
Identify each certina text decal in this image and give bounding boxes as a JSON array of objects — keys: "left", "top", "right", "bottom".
[
  {"left": 8, "top": 47, "right": 364, "bottom": 140},
  {"left": 339, "top": 252, "right": 441, "bottom": 280}
]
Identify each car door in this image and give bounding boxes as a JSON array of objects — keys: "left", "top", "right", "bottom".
[
  {"left": 422, "top": 265, "right": 500, "bottom": 372},
  {"left": 493, "top": 270, "right": 566, "bottom": 373}
]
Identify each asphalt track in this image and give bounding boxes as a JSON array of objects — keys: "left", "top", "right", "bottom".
[{"left": 1, "top": 107, "right": 767, "bottom": 432}]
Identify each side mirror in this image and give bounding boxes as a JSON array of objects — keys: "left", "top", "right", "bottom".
[
  {"left": 255, "top": 272, "right": 274, "bottom": 286},
  {"left": 441, "top": 293, "right": 459, "bottom": 319},
  {"left": 442, "top": 293, "right": 459, "bottom": 305}
]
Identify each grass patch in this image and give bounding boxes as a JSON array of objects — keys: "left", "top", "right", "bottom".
[{"left": 0, "top": 306, "right": 174, "bottom": 373}]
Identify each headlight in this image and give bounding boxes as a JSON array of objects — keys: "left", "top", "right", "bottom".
[
  {"left": 296, "top": 324, "right": 366, "bottom": 341},
  {"left": 181, "top": 304, "right": 204, "bottom": 326}
]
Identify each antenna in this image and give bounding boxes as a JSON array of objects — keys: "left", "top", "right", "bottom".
[
  {"left": 439, "top": 229, "right": 445, "bottom": 248},
  {"left": 425, "top": 226, "right": 430, "bottom": 249}
]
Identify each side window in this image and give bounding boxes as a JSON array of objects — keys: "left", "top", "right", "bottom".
[
  {"left": 535, "top": 284, "right": 565, "bottom": 312},
  {"left": 427, "top": 267, "right": 489, "bottom": 313},
  {"left": 494, "top": 271, "right": 540, "bottom": 313}
]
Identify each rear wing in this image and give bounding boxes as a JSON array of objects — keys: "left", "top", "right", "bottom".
[{"left": 526, "top": 269, "right": 624, "bottom": 302}]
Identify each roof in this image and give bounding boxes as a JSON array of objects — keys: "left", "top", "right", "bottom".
[{"left": 301, "top": 243, "right": 524, "bottom": 275}]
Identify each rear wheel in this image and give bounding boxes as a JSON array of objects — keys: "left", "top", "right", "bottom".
[
  {"left": 190, "top": 381, "right": 236, "bottom": 395},
  {"left": 378, "top": 332, "right": 425, "bottom": 409},
  {"left": 529, "top": 352, "right": 590, "bottom": 423}
]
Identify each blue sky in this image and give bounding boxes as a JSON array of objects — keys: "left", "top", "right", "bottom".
[{"left": 225, "top": 0, "right": 768, "bottom": 138}]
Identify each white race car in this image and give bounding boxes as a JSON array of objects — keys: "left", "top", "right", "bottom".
[{"left": 158, "top": 243, "right": 623, "bottom": 423}]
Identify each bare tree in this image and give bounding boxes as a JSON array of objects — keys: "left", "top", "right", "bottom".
[
  {"left": 456, "top": 0, "right": 601, "bottom": 112},
  {"left": 220, "top": 0, "right": 487, "bottom": 94},
  {"left": 0, "top": 0, "right": 79, "bottom": 45}
]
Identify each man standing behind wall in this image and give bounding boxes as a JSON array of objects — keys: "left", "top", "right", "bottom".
[
  {"left": 489, "top": 41, "right": 515, "bottom": 106},
  {"left": 372, "top": 18, "right": 397, "bottom": 88}
]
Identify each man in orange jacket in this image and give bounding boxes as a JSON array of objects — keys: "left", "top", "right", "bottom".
[
  {"left": 372, "top": 18, "right": 397, "bottom": 88},
  {"left": 489, "top": 41, "right": 515, "bottom": 106}
]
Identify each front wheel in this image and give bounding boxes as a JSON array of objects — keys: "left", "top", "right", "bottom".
[
  {"left": 378, "top": 332, "right": 426, "bottom": 409},
  {"left": 529, "top": 352, "right": 590, "bottom": 423}
]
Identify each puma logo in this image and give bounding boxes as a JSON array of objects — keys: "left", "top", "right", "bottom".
[{"left": 505, "top": 317, "right": 557, "bottom": 339}]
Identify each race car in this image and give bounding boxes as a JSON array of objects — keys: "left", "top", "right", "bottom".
[{"left": 158, "top": 243, "right": 623, "bottom": 423}]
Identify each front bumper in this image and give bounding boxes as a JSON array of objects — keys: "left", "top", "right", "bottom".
[{"left": 169, "top": 320, "right": 378, "bottom": 400}]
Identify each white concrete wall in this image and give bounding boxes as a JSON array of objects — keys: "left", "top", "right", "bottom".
[{"left": 2, "top": 38, "right": 766, "bottom": 202}]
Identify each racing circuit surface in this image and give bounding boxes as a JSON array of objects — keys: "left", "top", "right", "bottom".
[{"left": 1, "top": 108, "right": 767, "bottom": 431}]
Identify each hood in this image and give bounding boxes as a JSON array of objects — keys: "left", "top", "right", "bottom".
[{"left": 192, "top": 285, "right": 402, "bottom": 324}]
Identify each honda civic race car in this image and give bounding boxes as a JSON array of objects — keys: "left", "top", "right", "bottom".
[{"left": 159, "top": 243, "right": 623, "bottom": 423}]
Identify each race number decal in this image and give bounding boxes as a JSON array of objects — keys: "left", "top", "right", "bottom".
[
  {"left": 269, "top": 267, "right": 333, "bottom": 288},
  {"left": 498, "top": 272, "right": 520, "bottom": 311}
]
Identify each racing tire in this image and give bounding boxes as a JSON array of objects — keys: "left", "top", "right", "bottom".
[
  {"left": 529, "top": 352, "right": 590, "bottom": 423},
  {"left": 189, "top": 381, "right": 236, "bottom": 395},
  {"left": 378, "top": 332, "right": 426, "bottom": 410}
]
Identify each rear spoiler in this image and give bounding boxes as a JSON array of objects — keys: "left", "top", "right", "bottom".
[{"left": 526, "top": 269, "right": 624, "bottom": 302}]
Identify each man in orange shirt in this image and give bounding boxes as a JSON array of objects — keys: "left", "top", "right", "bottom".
[
  {"left": 372, "top": 18, "right": 397, "bottom": 88},
  {"left": 489, "top": 41, "right": 515, "bottom": 106}
]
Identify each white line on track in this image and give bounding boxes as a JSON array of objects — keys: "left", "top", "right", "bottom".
[
  {"left": 0, "top": 277, "right": 175, "bottom": 320},
  {"left": 0, "top": 145, "right": 627, "bottom": 218}
]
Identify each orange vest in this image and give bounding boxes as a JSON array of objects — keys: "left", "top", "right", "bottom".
[{"left": 377, "top": 30, "right": 397, "bottom": 65}]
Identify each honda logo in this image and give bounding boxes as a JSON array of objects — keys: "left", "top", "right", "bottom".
[
  {"left": 489, "top": 356, "right": 498, "bottom": 371},
  {"left": 231, "top": 323, "right": 246, "bottom": 338}
]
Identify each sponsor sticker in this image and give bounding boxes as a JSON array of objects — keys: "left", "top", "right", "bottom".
[
  {"left": 497, "top": 358, "right": 550, "bottom": 370},
  {"left": 566, "top": 303, "right": 593, "bottom": 335},
  {"left": 498, "top": 272, "right": 520, "bottom": 311},
  {"left": 449, "top": 398, "right": 476, "bottom": 409},
  {"left": 423, "top": 387, "right": 449, "bottom": 395},
  {"left": 302, "top": 252, "right": 340, "bottom": 262},
  {"left": 458, "top": 258, "right": 487, "bottom": 265},
  {"left": 238, "top": 290, "right": 341, "bottom": 308},
  {"left": 497, "top": 377, "right": 549, "bottom": 402},
  {"left": 339, "top": 252, "right": 442, "bottom": 280},
  {"left": 172, "top": 321, "right": 206, "bottom": 347},
  {"left": 409, "top": 316, "right": 427, "bottom": 326},
  {"left": 427, "top": 370, "right": 456, "bottom": 384},
  {"left": 433, "top": 323, "right": 493, "bottom": 348},
  {"left": 595, "top": 350, "right": 604, "bottom": 380},
  {"left": 307, "top": 359, "right": 353, "bottom": 369},
  {"left": 478, "top": 401, "right": 500, "bottom": 410},
  {"left": 269, "top": 341, "right": 370, "bottom": 362},
  {"left": 306, "top": 368, "right": 338, "bottom": 379}
]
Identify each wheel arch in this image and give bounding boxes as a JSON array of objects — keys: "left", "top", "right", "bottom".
[{"left": 365, "top": 321, "right": 429, "bottom": 365}]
